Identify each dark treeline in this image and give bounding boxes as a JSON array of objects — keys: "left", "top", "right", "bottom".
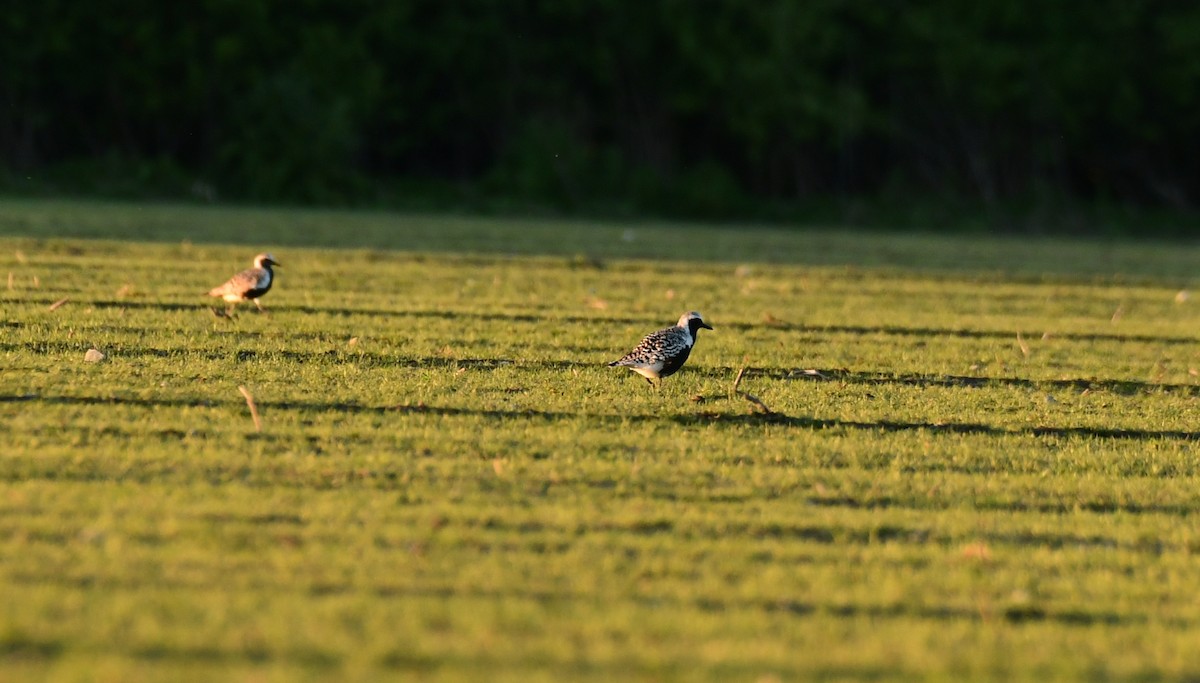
[{"left": 3, "top": 1, "right": 1198, "bottom": 229}]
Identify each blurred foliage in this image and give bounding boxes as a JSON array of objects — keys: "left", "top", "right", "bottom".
[{"left": 2, "top": 1, "right": 1198, "bottom": 228}]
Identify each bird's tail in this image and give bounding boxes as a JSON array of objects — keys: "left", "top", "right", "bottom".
[{"left": 607, "top": 360, "right": 620, "bottom": 367}]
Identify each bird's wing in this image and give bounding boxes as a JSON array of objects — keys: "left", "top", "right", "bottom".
[
  {"left": 612, "top": 327, "right": 687, "bottom": 366},
  {"left": 209, "top": 267, "right": 267, "bottom": 296}
]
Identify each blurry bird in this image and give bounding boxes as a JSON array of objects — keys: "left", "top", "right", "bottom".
[
  {"left": 609, "top": 311, "right": 713, "bottom": 388},
  {"left": 207, "top": 253, "right": 280, "bottom": 315}
]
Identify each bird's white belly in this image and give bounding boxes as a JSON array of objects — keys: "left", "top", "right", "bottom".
[{"left": 631, "top": 363, "right": 664, "bottom": 380}]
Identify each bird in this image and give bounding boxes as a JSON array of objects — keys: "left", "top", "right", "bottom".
[
  {"left": 608, "top": 311, "right": 713, "bottom": 388},
  {"left": 207, "top": 253, "right": 280, "bottom": 315}
]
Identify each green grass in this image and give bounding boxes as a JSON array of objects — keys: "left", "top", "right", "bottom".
[{"left": 3, "top": 199, "right": 1200, "bottom": 681}]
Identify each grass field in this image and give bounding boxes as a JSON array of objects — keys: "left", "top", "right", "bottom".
[{"left": 3, "top": 199, "right": 1200, "bottom": 681}]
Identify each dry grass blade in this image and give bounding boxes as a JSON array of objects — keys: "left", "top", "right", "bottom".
[
  {"left": 731, "top": 364, "right": 773, "bottom": 414},
  {"left": 48, "top": 297, "right": 69, "bottom": 311},
  {"left": 1016, "top": 331, "right": 1030, "bottom": 358},
  {"left": 741, "top": 392, "right": 773, "bottom": 414},
  {"left": 238, "top": 385, "right": 263, "bottom": 432},
  {"left": 731, "top": 365, "right": 748, "bottom": 396}
]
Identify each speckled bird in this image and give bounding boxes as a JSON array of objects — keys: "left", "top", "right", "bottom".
[
  {"left": 207, "top": 253, "right": 280, "bottom": 315},
  {"left": 608, "top": 311, "right": 713, "bottom": 388}
]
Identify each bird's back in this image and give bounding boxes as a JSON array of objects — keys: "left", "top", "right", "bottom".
[
  {"left": 610, "top": 326, "right": 689, "bottom": 367},
  {"left": 209, "top": 267, "right": 269, "bottom": 297}
]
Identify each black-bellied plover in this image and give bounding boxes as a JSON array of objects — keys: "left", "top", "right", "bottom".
[
  {"left": 207, "top": 253, "right": 280, "bottom": 315},
  {"left": 609, "top": 311, "right": 713, "bottom": 388}
]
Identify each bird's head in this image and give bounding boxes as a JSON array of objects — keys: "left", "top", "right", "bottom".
[
  {"left": 678, "top": 311, "right": 713, "bottom": 335},
  {"left": 254, "top": 253, "right": 280, "bottom": 268}
]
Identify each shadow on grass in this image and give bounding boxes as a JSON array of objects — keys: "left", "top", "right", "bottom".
[
  {"left": 0, "top": 627, "right": 338, "bottom": 668},
  {"left": 670, "top": 410, "right": 1200, "bottom": 442},
  {"left": 0, "top": 634, "right": 64, "bottom": 660},
  {"left": 370, "top": 584, "right": 1145, "bottom": 628},
  {"left": 760, "top": 321, "right": 1200, "bottom": 347},
  {"left": 126, "top": 644, "right": 340, "bottom": 668},
  {"left": 6, "top": 392, "right": 1199, "bottom": 444},
  {"left": 1, "top": 570, "right": 1146, "bottom": 631},
  {"left": 330, "top": 585, "right": 1154, "bottom": 630},
  {"left": 16, "top": 296, "right": 1200, "bottom": 347},
  {"left": 0, "top": 338, "right": 542, "bottom": 371},
  {"left": 22, "top": 297, "right": 568, "bottom": 323},
  {"left": 742, "top": 366, "right": 1200, "bottom": 397},
  {"left": 465, "top": 514, "right": 1188, "bottom": 553},
  {"left": 6, "top": 327, "right": 1198, "bottom": 398}
]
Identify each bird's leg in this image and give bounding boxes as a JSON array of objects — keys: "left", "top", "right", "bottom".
[
  {"left": 225, "top": 304, "right": 236, "bottom": 317},
  {"left": 643, "top": 376, "right": 655, "bottom": 389},
  {"left": 254, "top": 299, "right": 267, "bottom": 314}
]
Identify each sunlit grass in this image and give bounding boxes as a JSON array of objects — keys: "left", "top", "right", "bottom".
[{"left": 3, "top": 201, "right": 1200, "bottom": 681}]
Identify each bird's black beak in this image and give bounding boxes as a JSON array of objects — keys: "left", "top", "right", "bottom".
[
  {"left": 271, "top": 260, "right": 282, "bottom": 267},
  {"left": 701, "top": 322, "right": 713, "bottom": 330}
]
